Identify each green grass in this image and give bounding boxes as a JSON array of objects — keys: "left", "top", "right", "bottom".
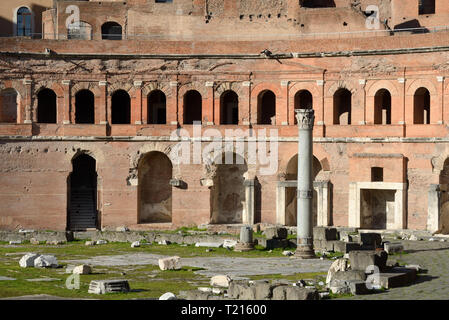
[{"left": 315, "top": 251, "right": 344, "bottom": 260}]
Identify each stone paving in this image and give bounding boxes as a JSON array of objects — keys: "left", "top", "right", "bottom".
[
  {"left": 339, "top": 240, "right": 449, "bottom": 300},
  {"left": 62, "top": 254, "right": 333, "bottom": 278}
]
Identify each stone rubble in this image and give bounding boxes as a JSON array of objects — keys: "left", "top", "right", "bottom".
[
  {"left": 19, "top": 253, "right": 41, "bottom": 268},
  {"left": 158, "top": 256, "right": 181, "bottom": 271},
  {"left": 34, "top": 255, "right": 58, "bottom": 268}
]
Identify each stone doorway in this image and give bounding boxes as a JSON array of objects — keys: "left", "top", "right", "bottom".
[
  {"left": 210, "top": 153, "right": 248, "bottom": 224},
  {"left": 67, "top": 154, "right": 98, "bottom": 231},
  {"left": 360, "top": 189, "right": 395, "bottom": 229},
  {"left": 138, "top": 151, "right": 173, "bottom": 223}
]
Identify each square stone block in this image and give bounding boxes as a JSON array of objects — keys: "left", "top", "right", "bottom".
[
  {"left": 349, "top": 250, "right": 388, "bottom": 272},
  {"left": 313, "top": 227, "right": 337, "bottom": 241}
]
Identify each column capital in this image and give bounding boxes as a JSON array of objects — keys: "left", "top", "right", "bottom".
[
  {"left": 437, "top": 76, "right": 444, "bottom": 83},
  {"left": 61, "top": 80, "right": 71, "bottom": 86},
  {"left": 281, "top": 80, "right": 289, "bottom": 87},
  {"left": 398, "top": 78, "right": 405, "bottom": 84},
  {"left": 295, "top": 109, "right": 315, "bottom": 130},
  {"left": 99, "top": 81, "right": 108, "bottom": 86},
  {"left": 242, "top": 81, "right": 252, "bottom": 87},
  {"left": 205, "top": 81, "right": 215, "bottom": 87},
  {"left": 316, "top": 80, "right": 324, "bottom": 86},
  {"left": 133, "top": 80, "right": 143, "bottom": 87},
  {"left": 23, "top": 79, "right": 33, "bottom": 85},
  {"left": 169, "top": 81, "right": 178, "bottom": 87},
  {"left": 359, "top": 79, "right": 366, "bottom": 85}
]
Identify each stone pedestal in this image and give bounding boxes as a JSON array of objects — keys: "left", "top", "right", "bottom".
[{"left": 235, "top": 225, "right": 254, "bottom": 252}]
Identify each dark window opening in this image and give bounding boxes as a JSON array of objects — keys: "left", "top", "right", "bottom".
[
  {"left": 148, "top": 90, "right": 166, "bottom": 124},
  {"left": 371, "top": 167, "right": 384, "bottom": 182},
  {"left": 101, "top": 22, "right": 122, "bottom": 40},
  {"left": 257, "top": 90, "right": 276, "bottom": 125},
  {"left": 37, "top": 88, "right": 57, "bottom": 123},
  {"left": 183, "top": 90, "right": 202, "bottom": 124},
  {"left": 68, "top": 21, "right": 92, "bottom": 40},
  {"left": 333, "top": 88, "right": 352, "bottom": 125},
  {"left": 75, "top": 90, "right": 95, "bottom": 124},
  {"left": 374, "top": 89, "right": 391, "bottom": 125},
  {"left": 414, "top": 87, "right": 430, "bottom": 124},
  {"left": 419, "top": 0, "right": 435, "bottom": 15},
  {"left": 17, "top": 7, "right": 32, "bottom": 37},
  {"left": 300, "top": 0, "right": 336, "bottom": 8},
  {"left": 155, "top": 0, "right": 173, "bottom": 2},
  {"left": 294, "top": 90, "right": 313, "bottom": 124},
  {"left": 111, "top": 90, "right": 131, "bottom": 124},
  {"left": 220, "top": 90, "right": 239, "bottom": 125}
]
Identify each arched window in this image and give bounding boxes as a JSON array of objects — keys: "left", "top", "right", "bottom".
[
  {"left": 374, "top": 89, "right": 391, "bottom": 125},
  {"left": 16, "top": 7, "right": 32, "bottom": 37},
  {"left": 183, "top": 90, "right": 202, "bottom": 124},
  {"left": 101, "top": 22, "right": 122, "bottom": 40},
  {"left": 414, "top": 87, "right": 430, "bottom": 124},
  {"left": 37, "top": 88, "right": 57, "bottom": 123},
  {"left": 68, "top": 21, "right": 92, "bottom": 40},
  {"left": 220, "top": 90, "right": 239, "bottom": 124},
  {"left": 147, "top": 90, "right": 166, "bottom": 124},
  {"left": 294, "top": 90, "right": 313, "bottom": 124},
  {"left": 75, "top": 90, "right": 95, "bottom": 124},
  {"left": 257, "top": 90, "right": 276, "bottom": 125},
  {"left": 111, "top": 90, "right": 131, "bottom": 124},
  {"left": 333, "top": 88, "right": 352, "bottom": 125},
  {"left": 0, "top": 88, "right": 18, "bottom": 123}
]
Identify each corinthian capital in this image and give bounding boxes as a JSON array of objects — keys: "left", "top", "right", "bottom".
[{"left": 295, "top": 109, "right": 315, "bottom": 130}]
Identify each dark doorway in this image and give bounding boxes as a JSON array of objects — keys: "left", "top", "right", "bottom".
[
  {"left": 148, "top": 90, "right": 166, "bottom": 124},
  {"left": 258, "top": 90, "right": 276, "bottom": 125},
  {"left": 37, "top": 88, "right": 57, "bottom": 123},
  {"left": 101, "top": 22, "right": 122, "bottom": 40},
  {"left": 183, "top": 90, "right": 202, "bottom": 124},
  {"left": 75, "top": 90, "right": 95, "bottom": 124},
  {"left": 414, "top": 87, "right": 430, "bottom": 124},
  {"left": 68, "top": 154, "right": 98, "bottom": 231},
  {"left": 294, "top": 90, "right": 313, "bottom": 124},
  {"left": 111, "top": 90, "right": 131, "bottom": 124},
  {"left": 374, "top": 89, "right": 391, "bottom": 125},
  {"left": 220, "top": 90, "right": 239, "bottom": 124}
]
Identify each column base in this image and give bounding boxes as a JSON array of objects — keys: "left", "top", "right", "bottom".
[
  {"left": 234, "top": 242, "right": 255, "bottom": 252},
  {"left": 295, "top": 244, "right": 316, "bottom": 259}
]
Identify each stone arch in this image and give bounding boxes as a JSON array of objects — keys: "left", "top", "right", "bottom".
[
  {"left": 142, "top": 82, "right": 171, "bottom": 98},
  {"left": 326, "top": 81, "right": 357, "bottom": 97},
  {"left": 289, "top": 81, "right": 321, "bottom": 98},
  {"left": 366, "top": 79, "right": 400, "bottom": 97},
  {"left": 178, "top": 82, "right": 208, "bottom": 98},
  {"left": 216, "top": 82, "right": 245, "bottom": 97},
  {"left": 107, "top": 83, "right": 133, "bottom": 96},
  {"left": 406, "top": 79, "right": 438, "bottom": 96},
  {"left": 71, "top": 82, "right": 101, "bottom": 96}
]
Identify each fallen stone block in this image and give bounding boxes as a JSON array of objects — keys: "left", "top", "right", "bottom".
[
  {"left": 347, "top": 280, "right": 371, "bottom": 295},
  {"left": 19, "top": 253, "right": 41, "bottom": 268},
  {"left": 34, "top": 255, "right": 58, "bottom": 268},
  {"left": 73, "top": 265, "right": 92, "bottom": 275},
  {"left": 46, "top": 240, "right": 66, "bottom": 245},
  {"left": 360, "top": 233, "right": 382, "bottom": 248},
  {"left": 179, "top": 290, "right": 221, "bottom": 300},
  {"left": 210, "top": 275, "right": 232, "bottom": 288},
  {"left": 285, "top": 287, "right": 319, "bottom": 300},
  {"left": 282, "top": 250, "right": 294, "bottom": 256},
  {"left": 85, "top": 241, "right": 96, "bottom": 246},
  {"left": 159, "top": 292, "right": 177, "bottom": 300},
  {"left": 195, "top": 242, "right": 223, "bottom": 248},
  {"left": 272, "top": 285, "right": 288, "bottom": 300},
  {"left": 326, "top": 258, "right": 350, "bottom": 284},
  {"left": 384, "top": 242, "right": 404, "bottom": 254},
  {"left": 30, "top": 238, "right": 40, "bottom": 245},
  {"left": 223, "top": 239, "right": 237, "bottom": 248},
  {"left": 158, "top": 240, "right": 171, "bottom": 245},
  {"left": 9, "top": 240, "right": 22, "bottom": 245},
  {"left": 371, "top": 270, "right": 415, "bottom": 289},
  {"left": 158, "top": 256, "right": 181, "bottom": 270},
  {"left": 263, "top": 226, "right": 288, "bottom": 240},
  {"left": 349, "top": 250, "right": 388, "bottom": 272},
  {"left": 332, "top": 270, "right": 367, "bottom": 282},
  {"left": 258, "top": 238, "right": 289, "bottom": 250},
  {"left": 405, "top": 264, "right": 423, "bottom": 273},
  {"left": 313, "top": 227, "right": 338, "bottom": 241},
  {"left": 131, "top": 241, "right": 140, "bottom": 248},
  {"left": 88, "top": 280, "right": 130, "bottom": 294},
  {"left": 329, "top": 280, "right": 352, "bottom": 295},
  {"left": 95, "top": 240, "right": 108, "bottom": 245},
  {"left": 331, "top": 241, "right": 361, "bottom": 253},
  {"left": 254, "top": 281, "right": 274, "bottom": 300},
  {"left": 116, "top": 226, "right": 129, "bottom": 232}
]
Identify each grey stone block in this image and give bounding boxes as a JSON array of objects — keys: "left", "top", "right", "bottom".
[
  {"left": 349, "top": 250, "right": 388, "bottom": 272},
  {"left": 258, "top": 238, "right": 289, "bottom": 250},
  {"left": 313, "top": 227, "right": 337, "bottom": 241},
  {"left": 347, "top": 280, "right": 371, "bottom": 295},
  {"left": 263, "top": 227, "right": 288, "bottom": 240},
  {"left": 253, "top": 281, "right": 274, "bottom": 300},
  {"left": 360, "top": 233, "right": 382, "bottom": 248},
  {"left": 374, "top": 269, "right": 416, "bottom": 289},
  {"left": 384, "top": 242, "right": 404, "bottom": 254},
  {"left": 332, "top": 270, "right": 367, "bottom": 282},
  {"left": 285, "top": 287, "right": 319, "bottom": 300},
  {"left": 272, "top": 285, "right": 287, "bottom": 300},
  {"left": 331, "top": 241, "right": 361, "bottom": 253}
]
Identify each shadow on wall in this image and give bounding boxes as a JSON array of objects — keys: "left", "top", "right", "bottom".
[
  {"left": 0, "top": 4, "right": 48, "bottom": 37},
  {"left": 0, "top": 16, "right": 13, "bottom": 37},
  {"left": 394, "top": 19, "right": 429, "bottom": 34},
  {"left": 300, "top": 0, "right": 336, "bottom": 8}
]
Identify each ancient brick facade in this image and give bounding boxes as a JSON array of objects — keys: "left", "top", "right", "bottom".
[{"left": 1, "top": 0, "right": 449, "bottom": 232}]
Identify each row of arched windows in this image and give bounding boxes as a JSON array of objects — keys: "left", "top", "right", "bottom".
[{"left": 0, "top": 86, "right": 433, "bottom": 125}]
